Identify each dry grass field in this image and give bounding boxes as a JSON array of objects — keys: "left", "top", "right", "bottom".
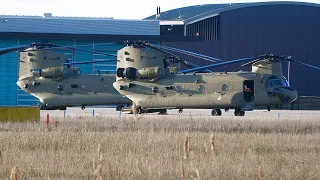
[{"left": 1, "top": 109, "right": 320, "bottom": 179}]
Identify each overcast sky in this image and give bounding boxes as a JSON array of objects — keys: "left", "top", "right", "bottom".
[{"left": 0, "top": 0, "right": 319, "bottom": 19}]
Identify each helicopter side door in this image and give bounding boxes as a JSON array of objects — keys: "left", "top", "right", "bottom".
[{"left": 243, "top": 80, "right": 254, "bottom": 102}]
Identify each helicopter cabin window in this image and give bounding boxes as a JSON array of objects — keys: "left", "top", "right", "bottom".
[
  {"left": 198, "top": 85, "right": 205, "bottom": 93},
  {"left": 80, "top": 84, "right": 87, "bottom": 91},
  {"left": 243, "top": 80, "right": 254, "bottom": 102},
  {"left": 71, "top": 84, "right": 78, "bottom": 88},
  {"left": 221, "top": 84, "right": 228, "bottom": 91},
  {"left": 57, "top": 85, "right": 63, "bottom": 91}
]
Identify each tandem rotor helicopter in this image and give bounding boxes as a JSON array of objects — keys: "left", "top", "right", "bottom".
[
  {"left": 112, "top": 41, "right": 320, "bottom": 116},
  {"left": 1, "top": 41, "right": 319, "bottom": 116}
]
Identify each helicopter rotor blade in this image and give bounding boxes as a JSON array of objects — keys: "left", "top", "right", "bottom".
[
  {"left": 286, "top": 58, "right": 320, "bottom": 71},
  {"left": 143, "top": 43, "right": 211, "bottom": 72},
  {"left": 182, "top": 61, "right": 212, "bottom": 73},
  {"left": 144, "top": 43, "right": 177, "bottom": 57},
  {"left": 241, "top": 54, "right": 320, "bottom": 71},
  {"left": 43, "top": 44, "right": 118, "bottom": 57},
  {"left": 180, "top": 54, "right": 320, "bottom": 74},
  {"left": 179, "top": 56, "right": 259, "bottom": 74},
  {"left": 63, "top": 59, "right": 117, "bottom": 65},
  {"left": 22, "top": 42, "right": 118, "bottom": 57},
  {"left": 149, "top": 43, "right": 223, "bottom": 63},
  {"left": 0, "top": 42, "right": 118, "bottom": 57},
  {"left": 0, "top": 45, "right": 31, "bottom": 55}
]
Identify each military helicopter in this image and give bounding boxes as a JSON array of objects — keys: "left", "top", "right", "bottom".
[
  {"left": 0, "top": 42, "right": 220, "bottom": 113},
  {"left": 0, "top": 42, "right": 133, "bottom": 110},
  {"left": 112, "top": 41, "right": 320, "bottom": 116}
]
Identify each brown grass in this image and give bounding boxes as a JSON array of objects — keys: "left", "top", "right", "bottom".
[
  {"left": 0, "top": 149, "right": 2, "bottom": 164},
  {"left": 258, "top": 166, "right": 263, "bottom": 180},
  {"left": 10, "top": 166, "right": 20, "bottom": 180},
  {"left": 0, "top": 114, "right": 320, "bottom": 179},
  {"left": 183, "top": 133, "right": 189, "bottom": 159}
]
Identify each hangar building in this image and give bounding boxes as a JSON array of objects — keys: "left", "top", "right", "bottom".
[
  {"left": 145, "top": 1, "right": 320, "bottom": 97},
  {"left": 0, "top": 15, "right": 161, "bottom": 106}
]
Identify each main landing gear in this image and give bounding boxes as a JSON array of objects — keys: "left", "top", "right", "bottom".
[
  {"left": 211, "top": 108, "right": 245, "bottom": 116},
  {"left": 133, "top": 106, "right": 167, "bottom": 115},
  {"left": 234, "top": 108, "right": 245, "bottom": 116},
  {"left": 211, "top": 109, "right": 222, "bottom": 116}
]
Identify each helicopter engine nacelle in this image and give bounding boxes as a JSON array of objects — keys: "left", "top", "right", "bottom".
[
  {"left": 117, "top": 66, "right": 164, "bottom": 80},
  {"left": 32, "top": 66, "right": 68, "bottom": 79},
  {"left": 19, "top": 49, "right": 68, "bottom": 79}
]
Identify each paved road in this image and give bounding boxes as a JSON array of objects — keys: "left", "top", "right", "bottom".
[{"left": 40, "top": 107, "right": 320, "bottom": 119}]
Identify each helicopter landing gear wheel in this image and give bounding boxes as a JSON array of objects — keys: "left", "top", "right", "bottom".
[
  {"left": 136, "top": 106, "right": 142, "bottom": 114},
  {"left": 178, "top": 109, "right": 183, "bottom": 114},
  {"left": 158, "top": 109, "right": 167, "bottom": 115},
  {"left": 234, "top": 108, "right": 245, "bottom": 116},
  {"left": 116, "top": 104, "right": 124, "bottom": 111},
  {"left": 234, "top": 108, "right": 240, "bottom": 116},
  {"left": 211, "top": 109, "right": 222, "bottom": 116},
  {"left": 81, "top": 105, "right": 85, "bottom": 110}
]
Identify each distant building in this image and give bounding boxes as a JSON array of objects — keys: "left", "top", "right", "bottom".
[{"left": 145, "top": 2, "right": 320, "bottom": 96}]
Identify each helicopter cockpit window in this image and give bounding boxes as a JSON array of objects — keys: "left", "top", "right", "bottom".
[
  {"left": 265, "top": 80, "right": 273, "bottom": 88},
  {"left": 265, "top": 78, "right": 289, "bottom": 89},
  {"left": 273, "top": 80, "right": 282, "bottom": 87},
  {"left": 281, "top": 79, "right": 289, "bottom": 87}
]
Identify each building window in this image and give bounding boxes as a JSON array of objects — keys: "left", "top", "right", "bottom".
[{"left": 160, "top": 25, "right": 184, "bottom": 36}]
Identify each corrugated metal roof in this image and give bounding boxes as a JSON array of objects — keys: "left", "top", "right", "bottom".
[
  {"left": 144, "top": 4, "right": 241, "bottom": 21},
  {"left": 0, "top": 16, "right": 160, "bottom": 35},
  {"left": 184, "top": 1, "right": 320, "bottom": 24},
  {"left": 144, "top": 1, "right": 320, "bottom": 24}
]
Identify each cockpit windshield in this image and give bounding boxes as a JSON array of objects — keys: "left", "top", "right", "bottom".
[{"left": 265, "top": 77, "right": 289, "bottom": 88}]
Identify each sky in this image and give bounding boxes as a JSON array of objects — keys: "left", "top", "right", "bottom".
[{"left": 0, "top": 0, "right": 319, "bottom": 20}]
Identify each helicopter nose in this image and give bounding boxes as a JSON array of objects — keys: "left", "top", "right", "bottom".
[
  {"left": 16, "top": 80, "right": 24, "bottom": 89},
  {"left": 276, "top": 87, "right": 298, "bottom": 103}
]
